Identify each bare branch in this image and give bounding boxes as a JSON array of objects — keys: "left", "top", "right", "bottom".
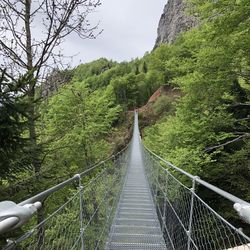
[
  {"left": 0, "top": 41, "right": 27, "bottom": 68},
  {"left": 230, "top": 103, "right": 250, "bottom": 108},
  {"left": 0, "top": 67, "right": 18, "bottom": 83},
  {"left": 1, "top": 0, "right": 25, "bottom": 20},
  {"left": 205, "top": 133, "right": 250, "bottom": 153},
  {"left": 30, "top": 0, "right": 46, "bottom": 17}
]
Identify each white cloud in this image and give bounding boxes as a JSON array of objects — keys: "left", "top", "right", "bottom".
[{"left": 62, "top": 0, "right": 166, "bottom": 65}]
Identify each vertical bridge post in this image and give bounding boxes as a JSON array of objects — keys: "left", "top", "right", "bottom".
[
  {"left": 76, "top": 174, "right": 84, "bottom": 250},
  {"left": 187, "top": 176, "right": 199, "bottom": 250},
  {"left": 162, "top": 171, "right": 169, "bottom": 232}
]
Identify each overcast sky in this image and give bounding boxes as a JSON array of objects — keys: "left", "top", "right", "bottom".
[{"left": 64, "top": 0, "right": 166, "bottom": 65}]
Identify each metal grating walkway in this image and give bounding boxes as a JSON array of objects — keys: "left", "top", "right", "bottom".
[{"left": 106, "top": 112, "right": 166, "bottom": 249}]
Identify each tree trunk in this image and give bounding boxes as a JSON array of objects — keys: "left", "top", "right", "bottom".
[
  {"left": 25, "top": 1, "right": 45, "bottom": 245},
  {"left": 28, "top": 101, "right": 41, "bottom": 174},
  {"left": 24, "top": 0, "right": 41, "bottom": 174}
]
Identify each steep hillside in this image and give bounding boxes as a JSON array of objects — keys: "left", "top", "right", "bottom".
[
  {"left": 138, "top": 85, "right": 181, "bottom": 127},
  {"left": 144, "top": 0, "right": 250, "bottom": 236}
]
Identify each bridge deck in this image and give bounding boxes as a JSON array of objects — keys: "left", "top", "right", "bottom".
[{"left": 106, "top": 113, "right": 166, "bottom": 249}]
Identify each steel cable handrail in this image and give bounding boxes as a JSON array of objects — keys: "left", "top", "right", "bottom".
[
  {"left": 2, "top": 142, "right": 131, "bottom": 249},
  {"left": 144, "top": 145, "right": 250, "bottom": 207},
  {"left": 0, "top": 144, "right": 129, "bottom": 235},
  {"left": 143, "top": 144, "right": 250, "bottom": 249},
  {"left": 19, "top": 144, "right": 129, "bottom": 206}
]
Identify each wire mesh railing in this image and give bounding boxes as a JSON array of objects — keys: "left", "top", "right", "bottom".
[
  {"left": 143, "top": 145, "right": 250, "bottom": 250},
  {"left": 1, "top": 110, "right": 250, "bottom": 250},
  {"left": 1, "top": 143, "right": 131, "bottom": 250}
]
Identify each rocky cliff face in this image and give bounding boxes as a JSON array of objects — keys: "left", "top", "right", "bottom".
[
  {"left": 41, "top": 69, "right": 74, "bottom": 98},
  {"left": 155, "top": 0, "right": 197, "bottom": 47}
]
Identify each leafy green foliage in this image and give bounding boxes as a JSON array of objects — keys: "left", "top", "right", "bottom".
[
  {"left": 152, "top": 95, "right": 173, "bottom": 116},
  {"left": 41, "top": 81, "right": 121, "bottom": 174},
  {"left": 74, "top": 58, "right": 116, "bottom": 81},
  {"left": 143, "top": 0, "right": 250, "bottom": 234},
  {"left": 73, "top": 57, "right": 166, "bottom": 110}
]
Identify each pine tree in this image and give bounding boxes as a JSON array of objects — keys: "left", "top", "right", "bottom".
[{"left": 0, "top": 72, "right": 32, "bottom": 179}]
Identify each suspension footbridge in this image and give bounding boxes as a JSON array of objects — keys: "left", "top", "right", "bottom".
[
  {"left": 106, "top": 112, "right": 166, "bottom": 249},
  {"left": 0, "top": 112, "right": 250, "bottom": 249}
]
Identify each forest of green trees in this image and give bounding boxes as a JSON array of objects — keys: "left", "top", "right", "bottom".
[{"left": 0, "top": 0, "right": 249, "bottom": 243}]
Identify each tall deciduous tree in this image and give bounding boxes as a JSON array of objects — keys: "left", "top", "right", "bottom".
[{"left": 0, "top": 0, "right": 101, "bottom": 174}]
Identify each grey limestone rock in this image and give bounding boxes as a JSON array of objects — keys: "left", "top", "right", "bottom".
[{"left": 155, "top": 0, "right": 197, "bottom": 47}]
